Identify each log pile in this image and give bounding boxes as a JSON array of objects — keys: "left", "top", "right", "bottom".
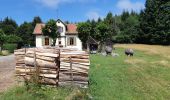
[
  {"left": 14, "top": 47, "right": 90, "bottom": 87},
  {"left": 59, "top": 50, "right": 90, "bottom": 87},
  {"left": 24, "top": 48, "right": 59, "bottom": 85},
  {"left": 14, "top": 48, "right": 27, "bottom": 82},
  {"left": 15, "top": 48, "right": 59, "bottom": 85}
]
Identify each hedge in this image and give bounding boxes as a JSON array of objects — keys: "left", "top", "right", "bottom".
[{"left": 2, "top": 43, "right": 17, "bottom": 53}]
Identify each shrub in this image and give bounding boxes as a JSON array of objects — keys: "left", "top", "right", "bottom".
[
  {"left": 3, "top": 43, "right": 17, "bottom": 53},
  {"left": 0, "top": 51, "right": 2, "bottom": 55},
  {"left": 5, "top": 35, "right": 22, "bottom": 43},
  {"left": 1, "top": 50, "right": 10, "bottom": 56}
]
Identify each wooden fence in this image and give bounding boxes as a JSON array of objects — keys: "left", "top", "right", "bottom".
[{"left": 14, "top": 47, "right": 90, "bottom": 87}]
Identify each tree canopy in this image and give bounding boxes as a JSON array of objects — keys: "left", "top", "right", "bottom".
[
  {"left": 0, "top": 30, "right": 6, "bottom": 46},
  {"left": 140, "top": 0, "right": 170, "bottom": 45},
  {"left": 77, "top": 22, "right": 91, "bottom": 46},
  {"left": 32, "top": 16, "right": 42, "bottom": 27},
  {"left": 42, "top": 19, "right": 59, "bottom": 46}
]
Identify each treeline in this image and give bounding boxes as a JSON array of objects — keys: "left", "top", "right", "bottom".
[
  {"left": 0, "top": 16, "right": 42, "bottom": 52},
  {"left": 0, "top": 0, "right": 169, "bottom": 53},
  {"left": 77, "top": 0, "right": 170, "bottom": 45}
]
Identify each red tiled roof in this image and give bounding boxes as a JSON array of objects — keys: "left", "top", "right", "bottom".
[
  {"left": 33, "top": 23, "right": 78, "bottom": 35},
  {"left": 66, "top": 24, "right": 78, "bottom": 34},
  {"left": 33, "top": 23, "right": 45, "bottom": 35}
]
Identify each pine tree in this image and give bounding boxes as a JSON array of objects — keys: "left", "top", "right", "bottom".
[
  {"left": 32, "top": 16, "right": 42, "bottom": 27},
  {"left": 0, "top": 17, "right": 18, "bottom": 35},
  {"left": 140, "top": 0, "right": 170, "bottom": 44},
  {"left": 104, "top": 12, "right": 117, "bottom": 39}
]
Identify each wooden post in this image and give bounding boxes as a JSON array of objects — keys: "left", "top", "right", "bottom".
[
  {"left": 56, "top": 49, "right": 60, "bottom": 87},
  {"left": 69, "top": 56, "right": 73, "bottom": 85},
  {"left": 87, "top": 43, "right": 90, "bottom": 53},
  {"left": 34, "top": 48, "right": 39, "bottom": 84}
]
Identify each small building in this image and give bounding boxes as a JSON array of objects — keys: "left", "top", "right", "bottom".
[
  {"left": 33, "top": 19, "right": 82, "bottom": 50},
  {"left": 87, "top": 36, "right": 98, "bottom": 53}
]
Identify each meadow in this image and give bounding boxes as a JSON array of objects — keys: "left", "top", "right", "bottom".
[{"left": 0, "top": 44, "right": 170, "bottom": 100}]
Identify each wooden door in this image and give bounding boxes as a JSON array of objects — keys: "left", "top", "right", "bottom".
[{"left": 45, "top": 37, "right": 49, "bottom": 45}]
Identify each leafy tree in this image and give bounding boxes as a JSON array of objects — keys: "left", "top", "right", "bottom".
[
  {"left": 95, "top": 22, "right": 110, "bottom": 52},
  {"left": 1, "top": 25, "right": 16, "bottom": 35},
  {"left": 104, "top": 12, "right": 118, "bottom": 39},
  {"left": 16, "top": 22, "right": 34, "bottom": 47},
  {"left": 115, "top": 11, "right": 140, "bottom": 43},
  {"left": 95, "top": 22, "right": 110, "bottom": 42},
  {"left": 42, "top": 19, "right": 59, "bottom": 46},
  {"left": 0, "top": 30, "right": 6, "bottom": 51},
  {"left": 77, "top": 22, "right": 91, "bottom": 48},
  {"left": 5, "top": 35, "right": 22, "bottom": 43},
  {"left": 89, "top": 19, "right": 97, "bottom": 39}
]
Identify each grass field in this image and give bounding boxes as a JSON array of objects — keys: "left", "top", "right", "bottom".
[{"left": 0, "top": 44, "right": 170, "bottom": 100}]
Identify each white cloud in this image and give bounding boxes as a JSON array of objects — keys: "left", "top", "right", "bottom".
[
  {"left": 35, "top": 0, "right": 69, "bottom": 8},
  {"left": 35, "top": 0, "right": 95, "bottom": 9},
  {"left": 86, "top": 11, "right": 102, "bottom": 21},
  {"left": 117, "top": 0, "right": 144, "bottom": 12}
]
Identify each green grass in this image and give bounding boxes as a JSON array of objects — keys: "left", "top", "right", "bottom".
[
  {"left": 89, "top": 48, "right": 170, "bottom": 100},
  {"left": 1, "top": 45, "right": 170, "bottom": 100}
]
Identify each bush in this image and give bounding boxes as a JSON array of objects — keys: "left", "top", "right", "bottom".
[
  {"left": 5, "top": 35, "right": 22, "bottom": 43},
  {"left": 1, "top": 50, "right": 10, "bottom": 56},
  {"left": 0, "top": 51, "right": 2, "bottom": 55},
  {"left": 3, "top": 43, "right": 17, "bottom": 53}
]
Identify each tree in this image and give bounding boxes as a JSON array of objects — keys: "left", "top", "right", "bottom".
[
  {"left": 97, "top": 17, "right": 102, "bottom": 23},
  {"left": 139, "top": 0, "right": 170, "bottom": 45},
  {"left": 42, "top": 19, "right": 59, "bottom": 46},
  {"left": 115, "top": 10, "right": 140, "bottom": 43},
  {"left": 0, "top": 17, "right": 18, "bottom": 35},
  {"left": 121, "top": 11, "right": 130, "bottom": 21},
  {"left": 32, "top": 16, "right": 42, "bottom": 27},
  {"left": 95, "top": 22, "right": 110, "bottom": 52},
  {"left": 89, "top": 19, "right": 97, "bottom": 39},
  {"left": 2, "top": 17, "right": 18, "bottom": 28},
  {"left": 5, "top": 35, "right": 22, "bottom": 44},
  {"left": 65, "top": 21, "right": 70, "bottom": 24},
  {"left": 16, "top": 22, "right": 34, "bottom": 47},
  {"left": 77, "top": 22, "right": 91, "bottom": 48},
  {"left": 104, "top": 12, "right": 118, "bottom": 40},
  {"left": 0, "top": 30, "right": 6, "bottom": 51}
]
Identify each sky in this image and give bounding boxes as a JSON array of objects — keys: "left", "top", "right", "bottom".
[{"left": 0, "top": 0, "right": 145, "bottom": 25}]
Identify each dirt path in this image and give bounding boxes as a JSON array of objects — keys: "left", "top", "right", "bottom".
[{"left": 0, "top": 55, "right": 15, "bottom": 92}]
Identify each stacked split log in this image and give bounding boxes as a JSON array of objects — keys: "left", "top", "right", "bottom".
[
  {"left": 15, "top": 47, "right": 90, "bottom": 87},
  {"left": 24, "top": 48, "right": 59, "bottom": 85},
  {"left": 14, "top": 48, "right": 27, "bottom": 82},
  {"left": 59, "top": 50, "right": 90, "bottom": 87}
]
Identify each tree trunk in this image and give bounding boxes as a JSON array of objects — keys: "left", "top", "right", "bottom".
[
  {"left": 0, "top": 43, "right": 3, "bottom": 51},
  {"left": 87, "top": 43, "right": 90, "bottom": 53},
  {"left": 52, "top": 38, "right": 56, "bottom": 46},
  {"left": 98, "top": 42, "right": 105, "bottom": 53}
]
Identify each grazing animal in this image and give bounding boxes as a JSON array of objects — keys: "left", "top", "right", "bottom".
[
  {"left": 125, "top": 49, "right": 134, "bottom": 56},
  {"left": 105, "top": 46, "right": 113, "bottom": 55}
]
